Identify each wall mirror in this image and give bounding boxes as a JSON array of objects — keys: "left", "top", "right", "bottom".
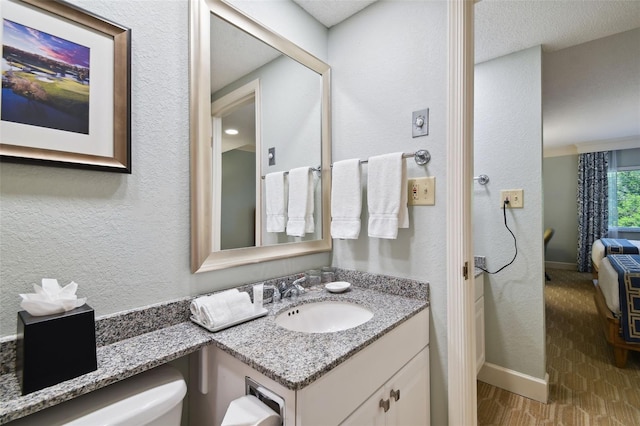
[{"left": 190, "top": 0, "right": 332, "bottom": 273}]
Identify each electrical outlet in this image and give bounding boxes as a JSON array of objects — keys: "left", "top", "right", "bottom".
[
  {"left": 500, "top": 189, "right": 524, "bottom": 208},
  {"left": 408, "top": 177, "right": 435, "bottom": 206}
]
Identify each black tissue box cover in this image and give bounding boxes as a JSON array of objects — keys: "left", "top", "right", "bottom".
[{"left": 17, "top": 304, "right": 97, "bottom": 395}]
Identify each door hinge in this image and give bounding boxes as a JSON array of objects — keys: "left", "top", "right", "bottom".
[{"left": 463, "top": 261, "right": 469, "bottom": 280}]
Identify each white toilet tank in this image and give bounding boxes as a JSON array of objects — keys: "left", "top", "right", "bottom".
[{"left": 10, "top": 364, "right": 187, "bottom": 426}]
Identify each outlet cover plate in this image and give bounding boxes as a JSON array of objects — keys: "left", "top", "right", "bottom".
[
  {"left": 408, "top": 177, "right": 435, "bottom": 205},
  {"left": 500, "top": 189, "right": 524, "bottom": 208}
]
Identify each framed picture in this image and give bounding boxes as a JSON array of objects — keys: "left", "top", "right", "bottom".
[{"left": 1, "top": 0, "right": 131, "bottom": 173}]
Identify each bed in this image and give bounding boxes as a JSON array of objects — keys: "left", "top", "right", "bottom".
[
  {"left": 591, "top": 238, "right": 640, "bottom": 279},
  {"left": 593, "top": 254, "right": 640, "bottom": 367}
]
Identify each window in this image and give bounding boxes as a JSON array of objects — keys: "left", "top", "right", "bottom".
[{"left": 608, "top": 149, "right": 640, "bottom": 233}]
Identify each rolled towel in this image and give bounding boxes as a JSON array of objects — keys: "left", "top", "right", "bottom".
[
  {"left": 224, "top": 292, "right": 254, "bottom": 322},
  {"left": 200, "top": 297, "right": 232, "bottom": 328},
  {"left": 190, "top": 296, "right": 214, "bottom": 318},
  {"left": 198, "top": 290, "right": 256, "bottom": 328},
  {"left": 190, "top": 289, "right": 239, "bottom": 320}
]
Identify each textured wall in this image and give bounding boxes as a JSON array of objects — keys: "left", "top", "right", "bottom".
[
  {"left": 543, "top": 155, "right": 579, "bottom": 264},
  {"left": 328, "top": 2, "right": 448, "bottom": 424},
  {"left": 474, "top": 46, "right": 546, "bottom": 379},
  {"left": 0, "top": 0, "right": 330, "bottom": 338},
  {"left": 543, "top": 28, "right": 640, "bottom": 149}
]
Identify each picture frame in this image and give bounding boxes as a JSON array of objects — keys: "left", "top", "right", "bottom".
[{"left": 1, "top": 0, "right": 131, "bottom": 173}]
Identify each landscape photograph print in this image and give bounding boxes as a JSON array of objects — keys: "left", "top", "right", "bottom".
[{"left": 2, "top": 18, "right": 90, "bottom": 134}]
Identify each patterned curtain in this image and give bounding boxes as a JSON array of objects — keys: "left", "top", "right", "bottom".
[
  {"left": 577, "top": 151, "right": 609, "bottom": 272},
  {"left": 607, "top": 150, "right": 620, "bottom": 238}
]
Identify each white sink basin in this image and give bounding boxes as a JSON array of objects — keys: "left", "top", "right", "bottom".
[{"left": 275, "top": 300, "right": 373, "bottom": 333}]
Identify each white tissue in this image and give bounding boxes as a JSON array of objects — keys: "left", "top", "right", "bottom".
[{"left": 20, "top": 279, "right": 87, "bottom": 316}]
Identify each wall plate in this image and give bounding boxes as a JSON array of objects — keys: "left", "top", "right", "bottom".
[
  {"left": 412, "top": 109, "right": 429, "bottom": 138},
  {"left": 500, "top": 189, "right": 524, "bottom": 208},
  {"left": 268, "top": 147, "right": 275, "bottom": 166},
  {"left": 408, "top": 177, "right": 435, "bottom": 205}
]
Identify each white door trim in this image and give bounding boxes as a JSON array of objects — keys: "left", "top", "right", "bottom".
[
  {"left": 211, "top": 79, "right": 262, "bottom": 249},
  {"left": 447, "top": 1, "right": 477, "bottom": 424}
]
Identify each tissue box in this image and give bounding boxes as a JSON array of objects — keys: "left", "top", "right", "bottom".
[{"left": 17, "top": 304, "right": 97, "bottom": 395}]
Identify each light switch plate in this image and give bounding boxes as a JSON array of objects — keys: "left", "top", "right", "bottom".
[
  {"left": 408, "top": 177, "right": 435, "bottom": 205},
  {"left": 268, "top": 147, "right": 276, "bottom": 166},
  {"left": 412, "top": 109, "right": 429, "bottom": 138}
]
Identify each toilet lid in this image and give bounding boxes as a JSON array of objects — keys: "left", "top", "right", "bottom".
[{"left": 221, "top": 395, "right": 281, "bottom": 426}]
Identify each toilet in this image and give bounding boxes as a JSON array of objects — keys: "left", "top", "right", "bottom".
[{"left": 10, "top": 364, "right": 187, "bottom": 426}]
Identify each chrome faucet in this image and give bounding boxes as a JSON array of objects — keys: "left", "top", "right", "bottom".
[
  {"left": 279, "top": 276, "right": 306, "bottom": 299},
  {"left": 263, "top": 284, "right": 281, "bottom": 304}
]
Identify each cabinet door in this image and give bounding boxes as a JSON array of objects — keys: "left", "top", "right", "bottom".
[
  {"left": 340, "top": 348, "right": 430, "bottom": 426},
  {"left": 340, "top": 387, "right": 387, "bottom": 426},
  {"left": 387, "top": 349, "right": 429, "bottom": 426}
]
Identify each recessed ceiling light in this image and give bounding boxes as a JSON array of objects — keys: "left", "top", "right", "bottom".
[{"left": 224, "top": 128, "right": 239, "bottom": 135}]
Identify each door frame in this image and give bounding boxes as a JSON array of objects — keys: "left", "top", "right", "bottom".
[{"left": 446, "top": 0, "right": 476, "bottom": 424}]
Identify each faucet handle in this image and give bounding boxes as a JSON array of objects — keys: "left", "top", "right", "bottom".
[{"left": 263, "top": 284, "right": 281, "bottom": 303}]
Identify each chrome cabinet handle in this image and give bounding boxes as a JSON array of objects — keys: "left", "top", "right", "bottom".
[
  {"left": 390, "top": 388, "right": 401, "bottom": 402},
  {"left": 379, "top": 398, "right": 390, "bottom": 413}
]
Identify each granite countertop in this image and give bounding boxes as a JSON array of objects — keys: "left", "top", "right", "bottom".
[
  {"left": 207, "top": 286, "right": 427, "bottom": 390},
  {"left": 0, "top": 280, "right": 428, "bottom": 424}
]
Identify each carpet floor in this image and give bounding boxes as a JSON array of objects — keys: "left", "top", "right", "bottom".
[{"left": 477, "top": 268, "right": 640, "bottom": 425}]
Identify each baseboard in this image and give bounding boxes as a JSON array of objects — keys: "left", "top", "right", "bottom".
[
  {"left": 546, "top": 261, "right": 576, "bottom": 270},
  {"left": 478, "top": 362, "right": 549, "bottom": 403}
]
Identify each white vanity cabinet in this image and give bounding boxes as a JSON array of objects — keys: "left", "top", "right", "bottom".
[
  {"left": 475, "top": 272, "right": 485, "bottom": 375},
  {"left": 189, "top": 308, "right": 430, "bottom": 426},
  {"left": 340, "top": 349, "right": 429, "bottom": 426}
]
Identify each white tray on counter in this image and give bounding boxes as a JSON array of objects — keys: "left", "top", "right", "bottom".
[{"left": 190, "top": 307, "right": 268, "bottom": 333}]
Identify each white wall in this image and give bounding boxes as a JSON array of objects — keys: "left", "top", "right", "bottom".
[
  {"left": 543, "top": 28, "right": 640, "bottom": 151},
  {"left": 328, "top": 1, "right": 448, "bottom": 424},
  {"left": 474, "top": 46, "right": 546, "bottom": 380},
  {"left": 543, "top": 155, "right": 579, "bottom": 265},
  {"left": 0, "top": 0, "right": 330, "bottom": 338}
]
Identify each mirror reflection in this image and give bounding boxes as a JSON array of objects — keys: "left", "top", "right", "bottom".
[
  {"left": 190, "top": 0, "right": 331, "bottom": 273},
  {"left": 211, "top": 13, "right": 323, "bottom": 250}
]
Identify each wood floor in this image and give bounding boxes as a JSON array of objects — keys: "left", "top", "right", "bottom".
[{"left": 477, "top": 268, "right": 640, "bottom": 425}]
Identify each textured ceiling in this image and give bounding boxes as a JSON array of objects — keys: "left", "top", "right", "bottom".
[
  {"left": 292, "top": 0, "right": 377, "bottom": 27},
  {"left": 475, "top": 0, "right": 640, "bottom": 64}
]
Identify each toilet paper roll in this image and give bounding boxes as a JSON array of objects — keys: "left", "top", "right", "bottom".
[{"left": 221, "top": 395, "right": 281, "bottom": 426}]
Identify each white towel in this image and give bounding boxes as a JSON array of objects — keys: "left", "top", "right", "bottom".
[
  {"left": 200, "top": 300, "right": 231, "bottom": 328},
  {"left": 331, "top": 159, "right": 362, "bottom": 239},
  {"left": 224, "top": 291, "right": 254, "bottom": 321},
  {"left": 198, "top": 290, "right": 255, "bottom": 328},
  {"left": 398, "top": 157, "right": 409, "bottom": 229},
  {"left": 193, "top": 289, "right": 256, "bottom": 328},
  {"left": 367, "top": 152, "right": 405, "bottom": 239},
  {"left": 265, "top": 172, "right": 287, "bottom": 233},
  {"left": 190, "top": 289, "right": 238, "bottom": 318},
  {"left": 286, "top": 167, "right": 315, "bottom": 236}
]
